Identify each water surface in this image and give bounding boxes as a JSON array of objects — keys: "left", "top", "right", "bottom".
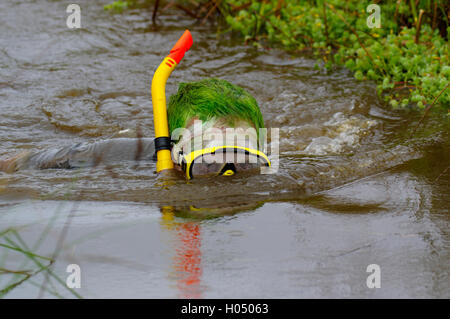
[{"left": 0, "top": 0, "right": 448, "bottom": 298}]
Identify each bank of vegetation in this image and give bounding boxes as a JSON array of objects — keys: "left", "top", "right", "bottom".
[{"left": 105, "top": 0, "right": 449, "bottom": 112}]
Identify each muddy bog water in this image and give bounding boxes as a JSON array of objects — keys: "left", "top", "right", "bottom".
[{"left": 0, "top": 0, "right": 449, "bottom": 298}]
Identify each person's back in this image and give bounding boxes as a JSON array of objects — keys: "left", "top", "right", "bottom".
[{"left": 0, "top": 78, "right": 270, "bottom": 178}]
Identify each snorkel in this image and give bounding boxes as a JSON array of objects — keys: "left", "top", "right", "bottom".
[{"left": 151, "top": 30, "right": 193, "bottom": 174}]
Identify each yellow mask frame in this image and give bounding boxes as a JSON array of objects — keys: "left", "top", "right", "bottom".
[{"left": 180, "top": 145, "right": 271, "bottom": 180}]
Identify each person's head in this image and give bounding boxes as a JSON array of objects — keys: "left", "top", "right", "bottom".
[{"left": 167, "top": 78, "right": 270, "bottom": 179}]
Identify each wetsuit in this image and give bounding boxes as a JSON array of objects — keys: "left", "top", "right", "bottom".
[{"left": 1, "top": 138, "right": 155, "bottom": 171}]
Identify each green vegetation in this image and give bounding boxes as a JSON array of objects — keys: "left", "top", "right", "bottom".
[
  {"left": 104, "top": 0, "right": 150, "bottom": 12},
  {"left": 222, "top": 0, "right": 449, "bottom": 111},
  {"left": 104, "top": 1, "right": 129, "bottom": 12},
  {"left": 0, "top": 227, "right": 82, "bottom": 298},
  {"left": 105, "top": 0, "right": 449, "bottom": 111}
]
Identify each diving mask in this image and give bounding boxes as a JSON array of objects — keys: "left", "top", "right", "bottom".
[
  {"left": 179, "top": 145, "right": 270, "bottom": 179},
  {"left": 171, "top": 120, "right": 271, "bottom": 179}
]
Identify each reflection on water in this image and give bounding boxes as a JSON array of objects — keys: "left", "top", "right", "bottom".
[
  {"left": 0, "top": 0, "right": 449, "bottom": 298},
  {"left": 1, "top": 157, "right": 449, "bottom": 298},
  {"left": 161, "top": 207, "right": 203, "bottom": 299}
]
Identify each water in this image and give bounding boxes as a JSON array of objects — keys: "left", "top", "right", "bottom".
[{"left": 0, "top": 0, "right": 448, "bottom": 298}]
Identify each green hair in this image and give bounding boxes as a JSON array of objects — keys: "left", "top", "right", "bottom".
[{"left": 167, "top": 78, "right": 264, "bottom": 135}]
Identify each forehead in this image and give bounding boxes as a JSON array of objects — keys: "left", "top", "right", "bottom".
[
  {"left": 184, "top": 117, "right": 255, "bottom": 130},
  {"left": 173, "top": 119, "right": 258, "bottom": 144}
]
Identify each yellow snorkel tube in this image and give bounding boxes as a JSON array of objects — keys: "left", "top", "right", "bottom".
[{"left": 151, "top": 30, "right": 193, "bottom": 173}]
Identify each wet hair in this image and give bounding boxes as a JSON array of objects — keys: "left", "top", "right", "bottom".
[{"left": 167, "top": 78, "right": 264, "bottom": 135}]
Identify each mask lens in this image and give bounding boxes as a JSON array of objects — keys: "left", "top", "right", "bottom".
[
  {"left": 187, "top": 148, "right": 269, "bottom": 178},
  {"left": 191, "top": 162, "right": 225, "bottom": 177}
]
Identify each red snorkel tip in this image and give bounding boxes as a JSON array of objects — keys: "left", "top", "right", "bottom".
[{"left": 167, "top": 29, "right": 193, "bottom": 64}]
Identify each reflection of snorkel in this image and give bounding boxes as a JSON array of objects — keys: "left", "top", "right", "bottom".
[{"left": 152, "top": 30, "right": 193, "bottom": 173}]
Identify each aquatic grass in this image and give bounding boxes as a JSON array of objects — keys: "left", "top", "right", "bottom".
[
  {"left": 0, "top": 176, "right": 87, "bottom": 298},
  {"left": 0, "top": 190, "right": 77, "bottom": 297},
  {"left": 0, "top": 227, "right": 84, "bottom": 298},
  {"left": 0, "top": 128, "right": 151, "bottom": 298},
  {"left": 33, "top": 141, "right": 138, "bottom": 298},
  {"left": 11, "top": 231, "right": 82, "bottom": 299},
  {"left": 35, "top": 153, "right": 113, "bottom": 298},
  {"left": 0, "top": 241, "right": 52, "bottom": 262},
  {"left": 1, "top": 192, "right": 97, "bottom": 297}
]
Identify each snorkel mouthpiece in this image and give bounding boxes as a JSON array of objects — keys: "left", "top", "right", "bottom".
[{"left": 152, "top": 30, "right": 193, "bottom": 173}]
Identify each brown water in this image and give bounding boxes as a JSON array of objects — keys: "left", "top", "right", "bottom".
[{"left": 0, "top": 0, "right": 449, "bottom": 298}]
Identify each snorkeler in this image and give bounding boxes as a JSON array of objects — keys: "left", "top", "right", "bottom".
[{"left": 0, "top": 31, "right": 270, "bottom": 179}]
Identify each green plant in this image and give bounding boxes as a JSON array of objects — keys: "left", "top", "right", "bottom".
[
  {"left": 104, "top": 0, "right": 449, "bottom": 111},
  {"left": 221, "top": 0, "right": 449, "bottom": 111}
]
